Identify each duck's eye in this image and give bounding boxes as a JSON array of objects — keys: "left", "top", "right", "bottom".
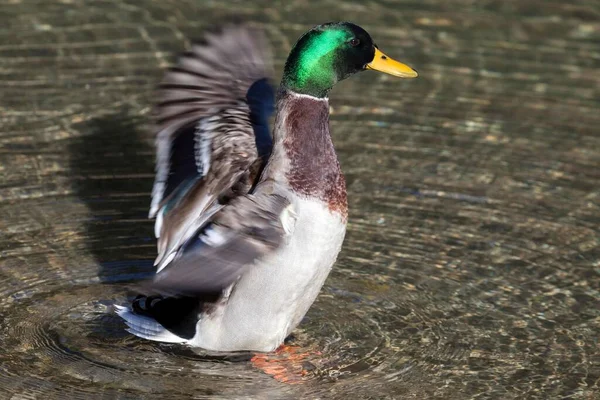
[{"left": 349, "top": 38, "right": 360, "bottom": 47}]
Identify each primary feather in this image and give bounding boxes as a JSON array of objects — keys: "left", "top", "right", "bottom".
[{"left": 150, "top": 24, "right": 275, "bottom": 270}]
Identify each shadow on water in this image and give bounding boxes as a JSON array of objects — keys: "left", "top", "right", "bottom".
[{"left": 68, "top": 108, "right": 157, "bottom": 283}]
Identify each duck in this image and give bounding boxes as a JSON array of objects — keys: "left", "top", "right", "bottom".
[{"left": 115, "top": 21, "right": 417, "bottom": 352}]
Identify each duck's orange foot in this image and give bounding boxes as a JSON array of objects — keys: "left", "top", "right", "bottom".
[{"left": 251, "top": 345, "right": 321, "bottom": 384}]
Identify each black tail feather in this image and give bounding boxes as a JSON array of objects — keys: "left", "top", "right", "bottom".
[{"left": 131, "top": 294, "right": 218, "bottom": 340}]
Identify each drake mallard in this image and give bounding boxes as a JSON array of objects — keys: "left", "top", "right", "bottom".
[{"left": 116, "top": 22, "right": 417, "bottom": 352}]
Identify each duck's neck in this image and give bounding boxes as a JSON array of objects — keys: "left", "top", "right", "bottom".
[{"left": 265, "top": 88, "right": 347, "bottom": 218}]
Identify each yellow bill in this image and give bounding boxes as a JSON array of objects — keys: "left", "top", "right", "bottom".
[{"left": 366, "top": 48, "right": 418, "bottom": 78}]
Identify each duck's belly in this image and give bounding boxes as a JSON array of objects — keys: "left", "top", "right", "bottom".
[{"left": 193, "top": 196, "right": 346, "bottom": 352}]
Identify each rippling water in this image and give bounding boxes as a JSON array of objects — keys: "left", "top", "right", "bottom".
[{"left": 1, "top": 0, "right": 599, "bottom": 398}]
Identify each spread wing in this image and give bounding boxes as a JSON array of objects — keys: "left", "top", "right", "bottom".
[
  {"left": 150, "top": 23, "right": 275, "bottom": 271},
  {"left": 146, "top": 189, "right": 296, "bottom": 297}
]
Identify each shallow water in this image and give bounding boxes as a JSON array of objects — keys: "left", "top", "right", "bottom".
[{"left": 1, "top": 0, "right": 599, "bottom": 398}]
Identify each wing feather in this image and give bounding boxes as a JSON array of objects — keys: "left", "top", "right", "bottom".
[
  {"left": 148, "top": 190, "right": 293, "bottom": 297},
  {"left": 153, "top": 105, "right": 259, "bottom": 269},
  {"left": 150, "top": 23, "right": 273, "bottom": 217},
  {"left": 148, "top": 23, "right": 275, "bottom": 271}
]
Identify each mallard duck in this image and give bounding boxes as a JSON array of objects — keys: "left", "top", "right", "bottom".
[{"left": 116, "top": 22, "right": 417, "bottom": 352}]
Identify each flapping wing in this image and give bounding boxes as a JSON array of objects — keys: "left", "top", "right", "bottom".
[
  {"left": 149, "top": 23, "right": 275, "bottom": 270},
  {"left": 147, "top": 191, "right": 296, "bottom": 297},
  {"left": 153, "top": 106, "right": 262, "bottom": 270}
]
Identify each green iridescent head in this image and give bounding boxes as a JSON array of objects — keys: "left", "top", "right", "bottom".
[{"left": 282, "top": 22, "right": 418, "bottom": 98}]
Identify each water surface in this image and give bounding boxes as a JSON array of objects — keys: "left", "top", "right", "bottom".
[{"left": 0, "top": 0, "right": 599, "bottom": 398}]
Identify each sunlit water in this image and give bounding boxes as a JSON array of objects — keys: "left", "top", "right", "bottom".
[{"left": 1, "top": 0, "right": 599, "bottom": 398}]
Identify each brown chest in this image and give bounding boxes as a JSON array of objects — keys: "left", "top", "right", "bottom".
[{"left": 280, "top": 94, "right": 348, "bottom": 220}]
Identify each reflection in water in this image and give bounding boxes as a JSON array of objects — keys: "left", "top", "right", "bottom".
[
  {"left": 68, "top": 109, "right": 156, "bottom": 282},
  {"left": 0, "top": 0, "right": 598, "bottom": 398}
]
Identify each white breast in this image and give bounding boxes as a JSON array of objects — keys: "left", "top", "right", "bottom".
[{"left": 191, "top": 195, "right": 347, "bottom": 352}]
